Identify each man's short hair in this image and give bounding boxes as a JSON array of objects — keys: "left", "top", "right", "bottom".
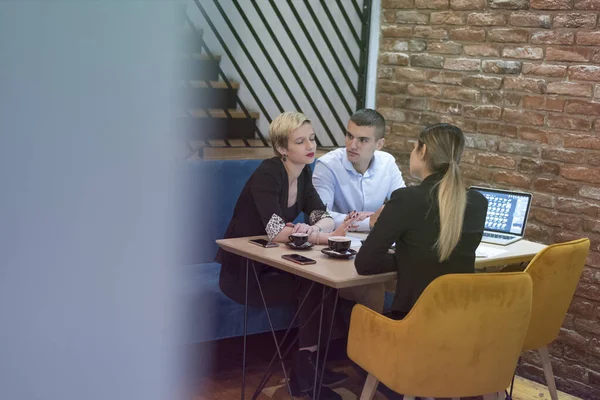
[{"left": 349, "top": 109, "right": 386, "bottom": 140}]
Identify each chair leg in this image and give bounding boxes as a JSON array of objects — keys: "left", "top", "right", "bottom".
[
  {"left": 360, "top": 373, "right": 379, "bottom": 400},
  {"left": 539, "top": 346, "right": 559, "bottom": 400}
]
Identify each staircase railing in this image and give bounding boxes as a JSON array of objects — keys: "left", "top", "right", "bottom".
[{"left": 184, "top": 0, "right": 373, "bottom": 149}]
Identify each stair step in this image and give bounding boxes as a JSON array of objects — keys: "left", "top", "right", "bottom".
[
  {"left": 188, "top": 109, "right": 259, "bottom": 119},
  {"left": 187, "top": 80, "right": 240, "bottom": 90}
]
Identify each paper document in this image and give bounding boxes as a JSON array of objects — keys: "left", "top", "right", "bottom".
[
  {"left": 476, "top": 245, "right": 508, "bottom": 258},
  {"left": 347, "top": 234, "right": 364, "bottom": 248}
]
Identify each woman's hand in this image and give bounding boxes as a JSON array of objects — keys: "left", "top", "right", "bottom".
[
  {"left": 369, "top": 205, "right": 385, "bottom": 229},
  {"left": 285, "top": 222, "right": 311, "bottom": 234},
  {"left": 331, "top": 217, "right": 355, "bottom": 237}
]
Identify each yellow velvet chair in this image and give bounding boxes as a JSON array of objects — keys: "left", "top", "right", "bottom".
[
  {"left": 519, "top": 238, "right": 590, "bottom": 400},
  {"left": 347, "top": 272, "right": 533, "bottom": 400}
]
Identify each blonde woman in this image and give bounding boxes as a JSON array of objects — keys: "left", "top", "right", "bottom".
[
  {"left": 217, "top": 112, "right": 352, "bottom": 399},
  {"left": 355, "top": 123, "right": 488, "bottom": 320}
]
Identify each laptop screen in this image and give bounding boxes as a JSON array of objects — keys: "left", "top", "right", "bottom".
[{"left": 470, "top": 187, "right": 532, "bottom": 236}]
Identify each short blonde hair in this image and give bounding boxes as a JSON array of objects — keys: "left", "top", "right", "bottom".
[{"left": 269, "top": 112, "right": 311, "bottom": 157}]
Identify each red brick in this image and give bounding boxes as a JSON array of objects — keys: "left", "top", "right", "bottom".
[
  {"left": 568, "top": 297, "right": 596, "bottom": 318},
  {"left": 427, "top": 41, "right": 463, "bottom": 55},
  {"left": 411, "top": 54, "right": 444, "bottom": 69},
  {"left": 531, "top": 207, "right": 581, "bottom": 230},
  {"left": 596, "top": 119, "right": 600, "bottom": 132},
  {"left": 589, "top": 154, "right": 600, "bottom": 165},
  {"left": 553, "top": 13, "right": 598, "bottom": 28},
  {"left": 499, "top": 141, "right": 541, "bottom": 156},
  {"left": 430, "top": 12, "right": 464, "bottom": 25},
  {"left": 555, "top": 230, "right": 588, "bottom": 245},
  {"left": 576, "top": 31, "right": 600, "bottom": 45},
  {"left": 574, "top": 0, "right": 600, "bottom": 9},
  {"left": 523, "top": 96, "right": 565, "bottom": 111},
  {"left": 522, "top": 63, "right": 568, "bottom": 77},
  {"left": 427, "top": 71, "right": 465, "bottom": 85},
  {"left": 509, "top": 12, "right": 553, "bottom": 27},
  {"left": 519, "top": 127, "right": 549, "bottom": 143},
  {"left": 565, "top": 133, "right": 600, "bottom": 149},
  {"left": 519, "top": 158, "right": 560, "bottom": 175},
  {"left": 565, "top": 100, "right": 600, "bottom": 116},
  {"left": 532, "top": 192, "right": 555, "bottom": 208},
  {"left": 379, "top": 108, "right": 407, "bottom": 123},
  {"left": 490, "top": 0, "right": 530, "bottom": 8},
  {"left": 548, "top": 114, "right": 592, "bottom": 131},
  {"left": 575, "top": 283, "right": 600, "bottom": 303},
  {"left": 382, "top": 9, "right": 397, "bottom": 23},
  {"left": 395, "top": 97, "right": 427, "bottom": 111},
  {"left": 534, "top": 178, "right": 580, "bottom": 195},
  {"left": 443, "top": 87, "right": 481, "bottom": 102},
  {"left": 569, "top": 65, "right": 600, "bottom": 82},
  {"left": 378, "top": 80, "right": 409, "bottom": 94},
  {"left": 464, "top": 134, "right": 499, "bottom": 151},
  {"left": 377, "top": 94, "right": 394, "bottom": 108},
  {"left": 531, "top": 0, "right": 575, "bottom": 8},
  {"left": 596, "top": 85, "right": 600, "bottom": 98},
  {"left": 396, "top": 11, "right": 430, "bottom": 24},
  {"left": 407, "top": 83, "right": 442, "bottom": 97},
  {"left": 562, "top": 165, "right": 600, "bottom": 184},
  {"left": 448, "top": 28, "right": 486, "bottom": 41},
  {"left": 525, "top": 221, "right": 552, "bottom": 241},
  {"left": 558, "top": 328, "right": 590, "bottom": 349},
  {"left": 547, "top": 82, "right": 593, "bottom": 97},
  {"left": 461, "top": 164, "right": 493, "bottom": 181},
  {"left": 441, "top": 116, "right": 478, "bottom": 132},
  {"left": 488, "top": 28, "right": 529, "bottom": 42},
  {"left": 378, "top": 66, "right": 393, "bottom": 79},
  {"left": 542, "top": 148, "right": 584, "bottom": 163},
  {"left": 593, "top": 49, "right": 600, "bottom": 64},
  {"left": 503, "top": 77, "right": 547, "bottom": 94},
  {"left": 415, "top": 0, "right": 449, "bottom": 8},
  {"left": 478, "top": 121, "right": 518, "bottom": 137},
  {"left": 395, "top": 68, "right": 427, "bottom": 81},
  {"left": 531, "top": 31, "right": 575, "bottom": 44},
  {"left": 502, "top": 108, "right": 545, "bottom": 126},
  {"left": 584, "top": 219, "right": 600, "bottom": 234},
  {"left": 476, "top": 152, "right": 516, "bottom": 168},
  {"left": 502, "top": 46, "right": 544, "bottom": 60},
  {"left": 413, "top": 26, "right": 449, "bottom": 39},
  {"left": 383, "top": 0, "right": 414, "bottom": 6},
  {"left": 557, "top": 197, "right": 600, "bottom": 216},
  {"left": 464, "top": 105, "right": 502, "bottom": 120},
  {"left": 482, "top": 60, "right": 522, "bottom": 74},
  {"left": 464, "top": 44, "right": 501, "bottom": 57},
  {"left": 546, "top": 47, "right": 592, "bottom": 62},
  {"left": 427, "top": 99, "right": 462, "bottom": 114},
  {"left": 379, "top": 52, "right": 410, "bottom": 66},
  {"left": 450, "top": 0, "right": 486, "bottom": 9},
  {"left": 493, "top": 171, "right": 532, "bottom": 188},
  {"left": 463, "top": 75, "right": 503, "bottom": 90},
  {"left": 443, "top": 58, "right": 480, "bottom": 71},
  {"left": 381, "top": 26, "right": 414, "bottom": 38},
  {"left": 467, "top": 13, "right": 507, "bottom": 26},
  {"left": 460, "top": 149, "right": 478, "bottom": 164}
]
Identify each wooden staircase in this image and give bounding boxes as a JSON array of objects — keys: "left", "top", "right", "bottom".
[{"left": 177, "top": 26, "right": 266, "bottom": 160}]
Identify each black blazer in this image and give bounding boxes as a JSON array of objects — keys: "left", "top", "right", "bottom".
[{"left": 355, "top": 173, "right": 488, "bottom": 315}]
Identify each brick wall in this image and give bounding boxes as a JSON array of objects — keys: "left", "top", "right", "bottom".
[{"left": 377, "top": 0, "right": 600, "bottom": 397}]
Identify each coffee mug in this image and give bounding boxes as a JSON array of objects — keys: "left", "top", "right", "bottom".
[
  {"left": 289, "top": 233, "right": 309, "bottom": 247},
  {"left": 328, "top": 236, "right": 351, "bottom": 253}
]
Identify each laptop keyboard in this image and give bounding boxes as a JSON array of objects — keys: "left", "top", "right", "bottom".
[{"left": 483, "top": 232, "right": 515, "bottom": 240}]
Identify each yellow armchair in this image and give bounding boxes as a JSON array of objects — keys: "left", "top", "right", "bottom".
[
  {"left": 520, "top": 238, "right": 590, "bottom": 400},
  {"left": 348, "top": 272, "right": 533, "bottom": 400}
]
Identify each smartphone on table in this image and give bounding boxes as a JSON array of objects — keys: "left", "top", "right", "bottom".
[
  {"left": 282, "top": 254, "right": 316, "bottom": 265},
  {"left": 249, "top": 239, "right": 279, "bottom": 248}
]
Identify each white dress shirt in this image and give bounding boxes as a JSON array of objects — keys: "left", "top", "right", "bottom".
[{"left": 312, "top": 148, "right": 405, "bottom": 231}]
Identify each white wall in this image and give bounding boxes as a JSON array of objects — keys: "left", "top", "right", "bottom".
[{"left": 186, "top": 0, "right": 367, "bottom": 147}]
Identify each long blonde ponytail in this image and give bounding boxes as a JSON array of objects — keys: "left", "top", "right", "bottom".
[{"left": 418, "top": 124, "right": 467, "bottom": 262}]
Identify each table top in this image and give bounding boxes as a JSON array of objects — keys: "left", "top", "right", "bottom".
[{"left": 216, "top": 235, "right": 546, "bottom": 289}]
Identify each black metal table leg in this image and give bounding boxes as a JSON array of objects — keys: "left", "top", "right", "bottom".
[
  {"left": 317, "top": 289, "right": 339, "bottom": 400},
  {"left": 312, "top": 285, "right": 327, "bottom": 400},
  {"left": 251, "top": 262, "right": 295, "bottom": 399}
]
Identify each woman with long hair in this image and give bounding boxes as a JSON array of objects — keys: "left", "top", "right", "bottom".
[{"left": 355, "top": 123, "right": 488, "bottom": 319}]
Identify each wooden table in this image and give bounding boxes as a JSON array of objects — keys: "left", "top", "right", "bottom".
[{"left": 215, "top": 235, "right": 546, "bottom": 400}]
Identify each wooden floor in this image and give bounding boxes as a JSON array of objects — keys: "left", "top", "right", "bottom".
[{"left": 186, "top": 333, "right": 581, "bottom": 400}]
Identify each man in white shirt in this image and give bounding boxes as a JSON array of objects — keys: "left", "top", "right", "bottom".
[
  {"left": 313, "top": 109, "right": 403, "bottom": 313},
  {"left": 313, "top": 109, "right": 405, "bottom": 232}
]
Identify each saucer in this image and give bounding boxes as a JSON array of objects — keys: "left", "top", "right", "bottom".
[
  {"left": 286, "top": 242, "right": 314, "bottom": 250},
  {"left": 321, "top": 248, "right": 358, "bottom": 259}
]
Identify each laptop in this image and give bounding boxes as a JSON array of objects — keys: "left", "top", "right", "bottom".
[{"left": 470, "top": 186, "right": 533, "bottom": 246}]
